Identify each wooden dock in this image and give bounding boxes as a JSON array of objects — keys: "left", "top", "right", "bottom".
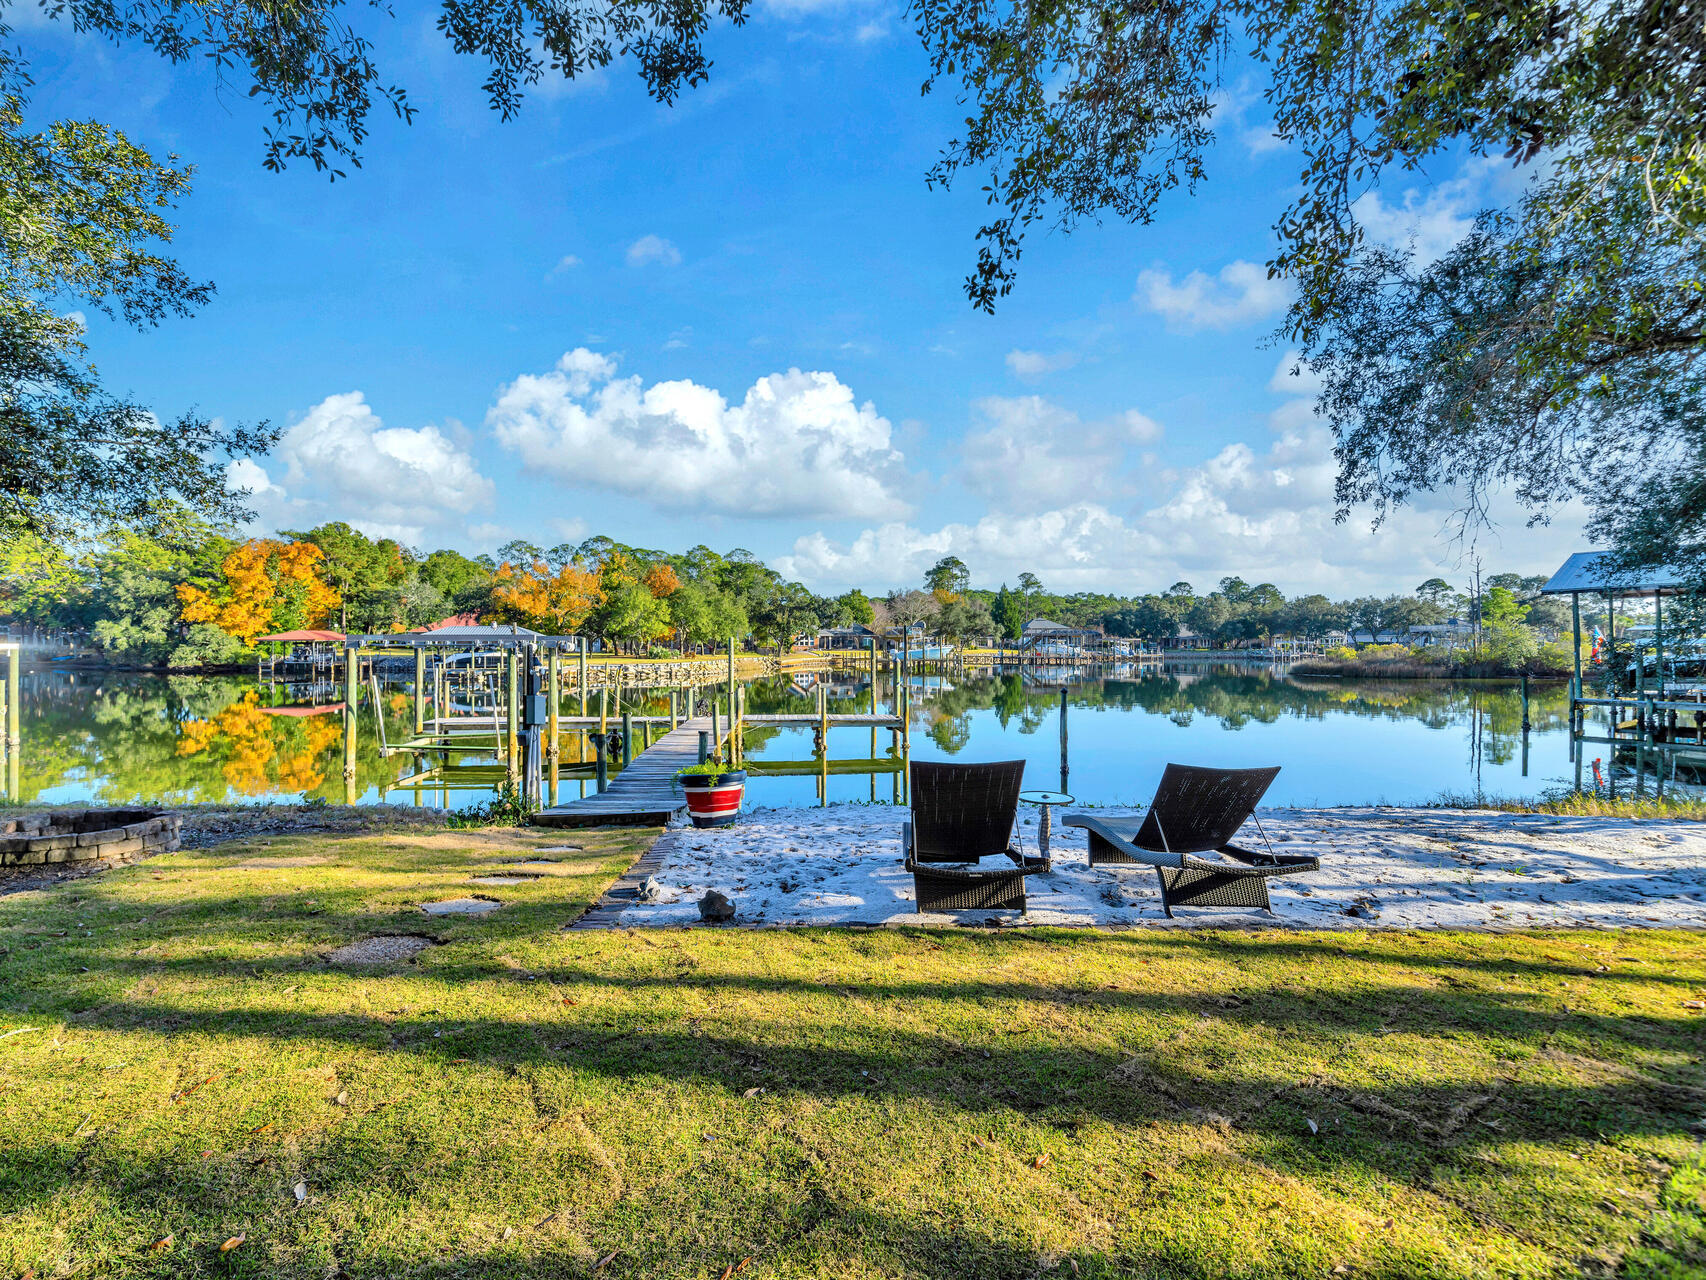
[{"left": 532, "top": 716, "right": 722, "bottom": 828}]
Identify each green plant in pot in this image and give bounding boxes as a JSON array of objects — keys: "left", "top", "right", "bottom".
[{"left": 677, "top": 760, "right": 746, "bottom": 828}]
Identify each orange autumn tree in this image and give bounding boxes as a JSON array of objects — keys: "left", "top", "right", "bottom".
[
  {"left": 177, "top": 539, "right": 341, "bottom": 647},
  {"left": 487, "top": 559, "right": 604, "bottom": 634},
  {"left": 590, "top": 554, "right": 677, "bottom": 649}
]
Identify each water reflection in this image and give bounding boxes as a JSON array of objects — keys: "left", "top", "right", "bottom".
[{"left": 5, "top": 664, "right": 1579, "bottom": 809}]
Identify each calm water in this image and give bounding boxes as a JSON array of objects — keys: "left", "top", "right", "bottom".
[{"left": 0, "top": 664, "right": 1581, "bottom": 810}]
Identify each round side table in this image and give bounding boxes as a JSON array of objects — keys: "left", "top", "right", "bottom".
[{"left": 1018, "top": 789, "right": 1074, "bottom": 869}]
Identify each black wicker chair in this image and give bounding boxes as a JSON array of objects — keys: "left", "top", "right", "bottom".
[
  {"left": 904, "top": 759, "right": 1046, "bottom": 913},
  {"left": 1064, "top": 764, "right": 1317, "bottom": 917}
]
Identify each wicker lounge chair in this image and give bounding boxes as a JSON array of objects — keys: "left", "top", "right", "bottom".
[
  {"left": 904, "top": 760, "right": 1046, "bottom": 913},
  {"left": 1063, "top": 764, "right": 1317, "bottom": 916}
]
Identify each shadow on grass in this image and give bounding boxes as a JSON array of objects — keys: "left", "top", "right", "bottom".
[{"left": 2, "top": 832, "right": 1703, "bottom": 1278}]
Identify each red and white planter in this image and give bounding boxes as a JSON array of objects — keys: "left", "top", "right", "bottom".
[{"left": 680, "top": 770, "right": 746, "bottom": 828}]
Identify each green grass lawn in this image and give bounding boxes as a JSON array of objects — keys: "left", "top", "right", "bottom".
[{"left": 1, "top": 824, "right": 1703, "bottom": 1279}]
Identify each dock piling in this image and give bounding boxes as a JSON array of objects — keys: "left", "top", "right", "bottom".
[
  {"left": 1059, "top": 687, "right": 1069, "bottom": 794},
  {"left": 547, "top": 650, "right": 560, "bottom": 763},
  {"left": 413, "top": 648, "right": 426, "bottom": 735},
  {"left": 342, "top": 646, "right": 358, "bottom": 787}
]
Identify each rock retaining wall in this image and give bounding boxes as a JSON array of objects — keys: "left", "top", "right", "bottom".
[
  {"left": 0, "top": 809, "right": 181, "bottom": 868},
  {"left": 579, "top": 657, "right": 778, "bottom": 688}
]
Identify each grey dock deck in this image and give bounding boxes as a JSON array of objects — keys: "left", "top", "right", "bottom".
[{"left": 532, "top": 716, "right": 720, "bottom": 828}]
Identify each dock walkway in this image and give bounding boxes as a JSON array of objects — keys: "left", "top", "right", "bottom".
[{"left": 533, "top": 716, "right": 719, "bottom": 828}]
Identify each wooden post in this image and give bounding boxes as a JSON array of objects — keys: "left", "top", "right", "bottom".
[
  {"left": 1058, "top": 687, "right": 1069, "bottom": 794},
  {"left": 1606, "top": 590, "right": 1615, "bottom": 695},
  {"left": 1521, "top": 672, "right": 1531, "bottom": 733},
  {"left": 901, "top": 676, "right": 910, "bottom": 755},
  {"left": 505, "top": 650, "right": 520, "bottom": 778},
  {"left": 711, "top": 699, "right": 721, "bottom": 762},
  {"left": 595, "top": 734, "right": 608, "bottom": 792},
  {"left": 547, "top": 649, "right": 560, "bottom": 763},
  {"left": 413, "top": 647, "right": 426, "bottom": 736},
  {"left": 727, "top": 636, "right": 737, "bottom": 743},
  {"left": 342, "top": 646, "right": 358, "bottom": 785},
  {"left": 3, "top": 645, "right": 18, "bottom": 800},
  {"left": 819, "top": 682, "right": 829, "bottom": 758},
  {"left": 1655, "top": 592, "right": 1666, "bottom": 696},
  {"left": 699, "top": 730, "right": 710, "bottom": 763},
  {"left": 599, "top": 687, "right": 608, "bottom": 736},
  {"left": 670, "top": 688, "right": 679, "bottom": 730},
  {"left": 4, "top": 644, "right": 18, "bottom": 751},
  {"left": 621, "top": 711, "right": 633, "bottom": 768},
  {"left": 1571, "top": 591, "right": 1583, "bottom": 693},
  {"left": 579, "top": 638, "right": 588, "bottom": 715}
]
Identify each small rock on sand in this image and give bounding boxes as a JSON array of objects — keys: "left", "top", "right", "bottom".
[{"left": 698, "top": 890, "right": 735, "bottom": 922}]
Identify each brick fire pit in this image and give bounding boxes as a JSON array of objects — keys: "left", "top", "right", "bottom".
[{"left": 0, "top": 809, "right": 182, "bottom": 869}]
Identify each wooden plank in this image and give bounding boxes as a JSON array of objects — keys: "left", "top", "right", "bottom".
[{"left": 532, "top": 715, "right": 725, "bottom": 828}]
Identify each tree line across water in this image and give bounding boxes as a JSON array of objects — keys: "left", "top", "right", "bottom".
[{"left": 0, "top": 517, "right": 1578, "bottom": 669}]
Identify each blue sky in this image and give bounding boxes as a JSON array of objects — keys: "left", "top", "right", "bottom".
[{"left": 25, "top": 0, "right": 1585, "bottom": 596}]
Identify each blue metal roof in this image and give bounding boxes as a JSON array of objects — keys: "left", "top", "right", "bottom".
[{"left": 1540, "top": 552, "right": 1694, "bottom": 595}]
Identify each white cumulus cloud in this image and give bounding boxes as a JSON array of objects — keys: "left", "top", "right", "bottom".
[
  {"left": 1136, "top": 259, "right": 1293, "bottom": 331},
  {"left": 1268, "top": 349, "right": 1323, "bottom": 396},
  {"left": 1004, "top": 348, "right": 1079, "bottom": 380},
  {"left": 782, "top": 392, "right": 1584, "bottom": 596},
  {"left": 1352, "top": 177, "right": 1480, "bottom": 264},
  {"left": 960, "top": 396, "right": 1162, "bottom": 512},
  {"left": 233, "top": 392, "right": 495, "bottom": 544},
  {"left": 488, "top": 349, "right": 911, "bottom": 519},
  {"left": 626, "top": 234, "right": 682, "bottom": 267}
]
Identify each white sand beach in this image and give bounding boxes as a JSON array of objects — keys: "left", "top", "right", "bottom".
[{"left": 608, "top": 804, "right": 1706, "bottom": 930}]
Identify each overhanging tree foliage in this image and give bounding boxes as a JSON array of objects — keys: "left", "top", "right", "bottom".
[
  {"left": 0, "top": 39, "right": 273, "bottom": 544},
  {"left": 23, "top": 0, "right": 1701, "bottom": 580}
]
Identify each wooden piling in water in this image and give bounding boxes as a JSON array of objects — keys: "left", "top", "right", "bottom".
[
  {"left": 342, "top": 647, "right": 358, "bottom": 786},
  {"left": 413, "top": 648, "right": 426, "bottom": 735},
  {"left": 1059, "top": 687, "right": 1069, "bottom": 794},
  {"left": 505, "top": 651, "right": 520, "bottom": 780},
  {"left": 547, "top": 649, "right": 560, "bottom": 763}
]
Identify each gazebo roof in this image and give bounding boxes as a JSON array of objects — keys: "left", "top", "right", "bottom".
[
  {"left": 345, "top": 623, "right": 560, "bottom": 648},
  {"left": 1540, "top": 552, "right": 1693, "bottom": 597}
]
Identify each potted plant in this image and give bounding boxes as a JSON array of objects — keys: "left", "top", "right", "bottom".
[{"left": 677, "top": 761, "right": 746, "bottom": 828}]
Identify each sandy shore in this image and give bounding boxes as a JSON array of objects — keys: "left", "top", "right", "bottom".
[{"left": 610, "top": 804, "right": 1706, "bottom": 930}]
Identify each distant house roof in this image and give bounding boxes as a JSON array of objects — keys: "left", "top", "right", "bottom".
[
  {"left": 818, "top": 625, "right": 877, "bottom": 637},
  {"left": 421, "top": 613, "right": 481, "bottom": 630},
  {"left": 1023, "top": 618, "right": 1072, "bottom": 634},
  {"left": 1541, "top": 552, "right": 1694, "bottom": 596},
  {"left": 255, "top": 629, "right": 345, "bottom": 643},
  {"left": 1407, "top": 622, "right": 1474, "bottom": 635}
]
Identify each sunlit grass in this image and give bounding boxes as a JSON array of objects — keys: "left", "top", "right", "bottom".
[
  {"left": 1, "top": 824, "right": 1702, "bottom": 1278},
  {"left": 1432, "top": 788, "right": 1706, "bottom": 821}
]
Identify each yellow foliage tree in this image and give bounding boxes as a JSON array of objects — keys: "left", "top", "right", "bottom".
[
  {"left": 177, "top": 539, "right": 341, "bottom": 646},
  {"left": 488, "top": 559, "right": 604, "bottom": 634},
  {"left": 643, "top": 563, "right": 681, "bottom": 598}
]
